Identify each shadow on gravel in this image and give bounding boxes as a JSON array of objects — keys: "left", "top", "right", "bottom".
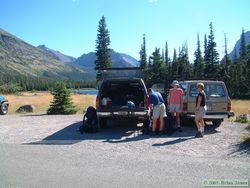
[
  {"left": 228, "top": 142, "right": 250, "bottom": 156},
  {"left": 25, "top": 121, "right": 147, "bottom": 145},
  {"left": 20, "top": 114, "right": 47, "bottom": 117},
  {"left": 152, "top": 126, "right": 219, "bottom": 147},
  {"left": 25, "top": 121, "right": 220, "bottom": 146}
]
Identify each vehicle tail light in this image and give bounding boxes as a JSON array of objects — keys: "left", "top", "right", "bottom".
[
  {"left": 96, "top": 96, "right": 100, "bottom": 109},
  {"left": 227, "top": 99, "right": 232, "bottom": 112},
  {"left": 145, "top": 95, "right": 149, "bottom": 108},
  {"left": 182, "top": 102, "right": 188, "bottom": 112}
]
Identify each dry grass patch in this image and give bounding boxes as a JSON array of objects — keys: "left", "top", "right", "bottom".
[
  {"left": 231, "top": 100, "right": 250, "bottom": 117},
  {"left": 3, "top": 92, "right": 96, "bottom": 114}
]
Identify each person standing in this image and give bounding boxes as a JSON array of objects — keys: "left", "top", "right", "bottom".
[
  {"left": 147, "top": 88, "right": 166, "bottom": 135},
  {"left": 168, "top": 80, "right": 183, "bottom": 132},
  {"left": 194, "top": 83, "right": 206, "bottom": 138}
]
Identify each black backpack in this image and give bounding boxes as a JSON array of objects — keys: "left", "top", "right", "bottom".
[{"left": 79, "top": 106, "right": 98, "bottom": 133}]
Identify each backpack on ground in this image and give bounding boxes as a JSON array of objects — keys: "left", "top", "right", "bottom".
[
  {"left": 78, "top": 106, "right": 98, "bottom": 133},
  {"left": 164, "top": 112, "right": 175, "bottom": 134}
]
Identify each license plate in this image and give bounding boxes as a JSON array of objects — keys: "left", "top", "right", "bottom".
[
  {"left": 206, "top": 104, "right": 212, "bottom": 111},
  {"left": 118, "top": 111, "right": 128, "bottom": 115}
]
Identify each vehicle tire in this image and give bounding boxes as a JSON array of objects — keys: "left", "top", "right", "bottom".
[
  {"left": 0, "top": 103, "right": 8, "bottom": 115},
  {"left": 212, "top": 119, "right": 223, "bottom": 128},
  {"left": 98, "top": 118, "right": 107, "bottom": 128}
]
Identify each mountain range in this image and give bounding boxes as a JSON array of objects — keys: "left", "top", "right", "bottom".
[
  {"left": 37, "top": 44, "right": 76, "bottom": 63},
  {"left": 1, "top": 27, "right": 249, "bottom": 82},
  {"left": 228, "top": 31, "right": 250, "bottom": 60},
  {"left": 74, "top": 50, "right": 139, "bottom": 68},
  {"left": 0, "top": 28, "right": 139, "bottom": 81}
]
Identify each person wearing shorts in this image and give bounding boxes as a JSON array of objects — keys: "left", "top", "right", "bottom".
[
  {"left": 147, "top": 88, "right": 166, "bottom": 135},
  {"left": 168, "top": 80, "right": 183, "bottom": 132},
  {"left": 195, "top": 82, "right": 206, "bottom": 138}
]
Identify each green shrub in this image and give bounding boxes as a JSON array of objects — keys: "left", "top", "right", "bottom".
[
  {"left": 47, "top": 82, "right": 78, "bottom": 114},
  {"left": 235, "top": 114, "right": 249, "bottom": 123}
]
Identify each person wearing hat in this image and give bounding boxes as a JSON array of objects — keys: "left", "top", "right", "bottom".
[{"left": 168, "top": 80, "right": 183, "bottom": 132}]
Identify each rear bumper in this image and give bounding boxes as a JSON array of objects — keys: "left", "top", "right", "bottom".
[
  {"left": 183, "top": 111, "right": 234, "bottom": 120},
  {"left": 97, "top": 110, "right": 150, "bottom": 119}
]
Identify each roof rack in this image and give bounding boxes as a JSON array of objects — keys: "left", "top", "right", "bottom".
[{"left": 99, "top": 67, "right": 143, "bottom": 80}]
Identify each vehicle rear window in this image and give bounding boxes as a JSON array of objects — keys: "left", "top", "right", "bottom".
[{"left": 189, "top": 84, "right": 226, "bottom": 97}]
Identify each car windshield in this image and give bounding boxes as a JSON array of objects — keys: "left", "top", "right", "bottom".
[{"left": 189, "top": 84, "right": 226, "bottom": 97}]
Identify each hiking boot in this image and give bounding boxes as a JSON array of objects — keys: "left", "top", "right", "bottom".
[
  {"left": 195, "top": 131, "right": 203, "bottom": 138},
  {"left": 150, "top": 131, "right": 157, "bottom": 136}
]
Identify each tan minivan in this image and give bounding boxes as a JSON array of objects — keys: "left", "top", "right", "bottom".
[{"left": 179, "top": 80, "right": 234, "bottom": 127}]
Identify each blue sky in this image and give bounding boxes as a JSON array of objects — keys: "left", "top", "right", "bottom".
[{"left": 1, "top": 0, "right": 250, "bottom": 61}]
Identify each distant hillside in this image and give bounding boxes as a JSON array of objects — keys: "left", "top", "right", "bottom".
[
  {"left": 37, "top": 44, "right": 76, "bottom": 63},
  {"left": 228, "top": 31, "right": 250, "bottom": 60},
  {"left": 0, "top": 28, "right": 95, "bottom": 80},
  {"left": 74, "top": 49, "right": 140, "bottom": 68}
]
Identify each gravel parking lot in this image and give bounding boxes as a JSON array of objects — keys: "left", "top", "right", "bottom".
[
  {"left": 0, "top": 114, "right": 249, "bottom": 188},
  {"left": 0, "top": 114, "right": 249, "bottom": 158}
]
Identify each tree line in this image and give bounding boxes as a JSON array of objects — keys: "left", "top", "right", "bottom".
[
  {"left": 139, "top": 24, "right": 250, "bottom": 99},
  {"left": 0, "top": 71, "right": 96, "bottom": 94},
  {"left": 95, "top": 16, "right": 249, "bottom": 99}
]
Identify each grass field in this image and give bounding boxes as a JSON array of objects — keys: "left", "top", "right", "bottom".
[
  {"left": 2, "top": 92, "right": 250, "bottom": 116},
  {"left": 3, "top": 92, "right": 96, "bottom": 114},
  {"left": 231, "top": 100, "right": 250, "bottom": 117}
]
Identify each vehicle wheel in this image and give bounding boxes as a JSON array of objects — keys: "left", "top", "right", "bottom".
[
  {"left": 212, "top": 119, "right": 223, "bottom": 128},
  {"left": 0, "top": 103, "right": 8, "bottom": 115},
  {"left": 98, "top": 118, "right": 107, "bottom": 128}
]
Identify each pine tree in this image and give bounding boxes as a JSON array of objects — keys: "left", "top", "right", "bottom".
[
  {"left": 47, "top": 82, "right": 77, "bottom": 114},
  {"left": 223, "top": 33, "right": 230, "bottom": 68},
  {"left": 224, "top": 33, "right": 230, "bottom": 67},
  {"left": 164, "top": 41, "right": 171, "bottom": 86},
  {"left": 239, "top": 28, "right": 247, "bottom": 59},
  {"left": 149, "top": 48, "right": 165, "bottom": 84},
  {"left": 233, "top": 47, "right": 238, "bottom": 62},
  {"left": 172, "top": 48, "right": 178, "bottom": 78},
  {"left": 194, "top": 33, "right": 204, "bottom": 77},
  {"left": 139, "top": 34, "right": 147, "bottom": 69},
  {"left": 165, "top": 41, "right": 169, "bottom": 65},
  {"left": 204, "top": 34, "right": 208, "bottom": 65},
  {"left": 95, "top": 16, "right": 112, "bottom": 81},
  {"left": 176, "top": 43, "right": 188, "bottom": 79},
  {"left": 205, "top": 22, "right": 219, "bottom": 76}
]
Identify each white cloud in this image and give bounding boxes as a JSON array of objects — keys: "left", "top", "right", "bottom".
[{"left": 148, "top": 0, "right": 158, "bottom": 3}]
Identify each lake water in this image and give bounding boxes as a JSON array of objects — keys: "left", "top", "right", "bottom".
[{"left": 74, "top": 89, "right": 98, "bottom": 95}]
